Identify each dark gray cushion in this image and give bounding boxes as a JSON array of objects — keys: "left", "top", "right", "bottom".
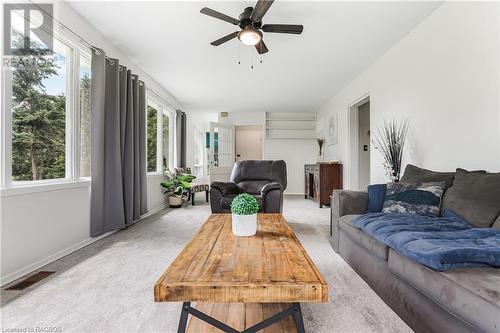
[
  {"left": 220, "top": 194, "right": 237, "bottom": 210},
  {"left": 220, "top": 194, "right": 264, "bottom": 211},
  {"left": 339, "top": 215, "right": 389, "bottom": 261},
  {"left": 237, "top": 180, "right": 269, "bottom": 195},
  {"left": 442, "top": 169, "right": 500, "bottom": 227},
  {"left": 210, "top": 182, "right": 243, "bottom": 196},
  {"left": 401, "top": 164, "right": 456, "bottom": 190},
  {"left": 493, "top": 214, "right": 500, "bottom": 230},
  {"left": 388, "top": 249, "right": 500, "bottom": 333}
]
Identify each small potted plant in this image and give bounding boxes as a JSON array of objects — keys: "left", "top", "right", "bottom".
[
  {"left": 230, "top": 193, "right": 259, "bottom": 236},
  {"left": 160, "top": 170, "right": 196, "bottom": 208}
]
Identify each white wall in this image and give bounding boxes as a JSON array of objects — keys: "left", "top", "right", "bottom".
[
  {"left": 317, "top": 1, "right": 500, "bottom": 188},
  {"left": 263, "top": 139, "right": 317, "bottom": 194},
  {"left": 0, "top": 2, "right": 180, "bottom": 284}
]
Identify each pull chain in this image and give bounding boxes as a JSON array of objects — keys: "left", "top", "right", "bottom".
[
  {"left": 238, "top": 43, "right": 241, "bottom": 65},
  {"left": 251, "top": 46, "right": 254, "bottom": 69}
]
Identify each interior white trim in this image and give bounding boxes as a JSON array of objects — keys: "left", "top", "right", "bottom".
[
  {"left": 1, "top": 229, "right": 116, "bottom": 286},
  {"left": 347, "top": 93, "right": 370, "bottom": 190},
  {"left": 0, "top": 179, "right": 91, "bottom": 198}
]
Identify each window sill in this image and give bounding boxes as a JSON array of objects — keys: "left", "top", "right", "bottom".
[
  {"left": 147, "top": 172, "right": 165, "bottom": 178},
  {"left": 0, "top": 179, "right": 91, "bottom": 198}
]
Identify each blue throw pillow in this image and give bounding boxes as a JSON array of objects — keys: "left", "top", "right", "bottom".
[
  {"left": 367, "top": 184, "right": 387, "bottom": 212},
  {"left": 382, "top": 181, "right": 446, "bottom": 217}
]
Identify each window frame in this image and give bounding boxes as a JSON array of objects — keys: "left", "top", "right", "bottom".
[
  {"left": 146, "top": 93, "right": 175, "bottom": 175},
  {"left": 0, "top": 26, "right": 92, "bottom": 194}
]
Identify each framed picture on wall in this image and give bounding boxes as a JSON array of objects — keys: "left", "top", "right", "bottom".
[{"left": 327, "top": 112, "right": 338, "bottom": 145}]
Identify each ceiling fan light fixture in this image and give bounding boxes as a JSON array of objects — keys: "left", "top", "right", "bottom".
[{"left": 238, "top": 26, "right": 262, "bottom": 46}]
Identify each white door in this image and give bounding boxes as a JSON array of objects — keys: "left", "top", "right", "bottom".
[
  {"left": 209, "top": 122, "right": 235, "bottom": 182},
  {"left": 235, "top": 125, "right": 263, "bottom": 161}
]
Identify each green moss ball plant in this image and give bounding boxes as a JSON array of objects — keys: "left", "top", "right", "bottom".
[
  {"left": 231, "top": 193, "right": 259, "bottom": 215},
  {"left": 230, "top": 193, "right": 259, "bottom": 237}
]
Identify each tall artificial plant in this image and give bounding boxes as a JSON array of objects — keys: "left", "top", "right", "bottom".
[
  {"left": 372, "top": 118, "right": 410, "bottom": 182},
  {"left": 316, "top": 138, "right": 325, "bottom": 157}
]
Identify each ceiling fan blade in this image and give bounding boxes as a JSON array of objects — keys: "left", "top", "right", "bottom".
[
  {"left": 255, "top": 40, "right": 269, "bottom": 54},
  {"left": 251, "top": 0, "right": 274, "bottom": 22},
  {"left": 262, "top": 24, "right": 303, "bottom": 34},
  {"left": 210, "top": 31, "right": 239, "bottom": 46},
  {"left": 200, "top": 7, "right": 239, "bottom": 25}
]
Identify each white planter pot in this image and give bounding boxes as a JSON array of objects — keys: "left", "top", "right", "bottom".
[
  {"left": 231, "top": 213, "right": 257, "bottom": 237},
  {"left": 168, "top": 196, "right": 183, "bottom": 208}
]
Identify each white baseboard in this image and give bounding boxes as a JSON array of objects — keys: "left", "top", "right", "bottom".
[
  {"left": 284, "top": 193, "right": 305, "bottom": 196},
  {"left": 1, "top": 231, "right": 116, "bottom": 286},
  {"left": 1, "top": 204, "right": 168, "bottom": 287}
]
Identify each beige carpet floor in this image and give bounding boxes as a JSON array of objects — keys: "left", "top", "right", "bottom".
[{"left": 1, "top": 197, "right": 412, "bottom": 333}]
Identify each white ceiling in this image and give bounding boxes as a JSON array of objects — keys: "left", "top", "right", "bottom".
[{"left": 68, "top": 1, "right": 441, "bottom": 113}]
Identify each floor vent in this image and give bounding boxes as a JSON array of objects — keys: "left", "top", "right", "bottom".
[{"left": 5, "top": 271, "right": 56, "bottom": 291}]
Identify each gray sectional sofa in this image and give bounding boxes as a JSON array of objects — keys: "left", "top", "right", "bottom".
[{"left": 330, "top": 165, "right": 500, "bottom": 333}]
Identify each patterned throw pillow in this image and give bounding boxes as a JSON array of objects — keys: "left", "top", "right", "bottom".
[{"left": 382, "top": 181, "right": 446, "bottom": 217}]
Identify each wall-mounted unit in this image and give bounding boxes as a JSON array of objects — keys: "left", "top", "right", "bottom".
[{"left": 265, "top": 112, "right": 317, "bottom": 139}]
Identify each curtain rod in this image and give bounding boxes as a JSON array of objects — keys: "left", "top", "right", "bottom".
[
  {"left": 147, "top": 88, "right": 178, "bottom": 111},
  {"left": 27, "top": 0, "right": 105, "bottom": 57},
  {"left": 27, "top": 0, "right": 179, "bottom": 110}
]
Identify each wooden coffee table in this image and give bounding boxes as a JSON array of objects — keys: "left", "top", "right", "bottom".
[{"left": 155, "top": 213, "right": 328, "bottom": 333}]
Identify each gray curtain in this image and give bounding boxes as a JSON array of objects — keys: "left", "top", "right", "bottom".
[
  {"left": 90, "top": 48, "right": 148, "bottom": 237},
  {"left": 176, "top": 110, "right": 186, "bottom": 167}
]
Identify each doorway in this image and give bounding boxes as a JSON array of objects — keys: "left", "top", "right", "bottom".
[
  {"left": 208, "top": 122, "right": 235, "bottom": 182},
  {"left": 348, "top": 96, "right": 370, "bottom": 190},
  {"left": 235, "top": 125, "right": 263, "bottom": 161},
  {"left": 358, "top": 102, "right": 370, "bottom": 190}
]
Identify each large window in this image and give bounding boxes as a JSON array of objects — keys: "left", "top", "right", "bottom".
[
  {"left": 2, "top": 25, "right": 92, "bottom": 187},
  {"left": 79, "top": 56, "right": 91, "bottom": 178},
  {"left": 11, "top": 39, "right": 70, "bottom": 181},
  {"left": 162, "top": 113, "right": 170, "bottom": 170},
  {"left": 147, "top": 95, "right": 174, "bottom": 174},
  {"left": 147, "top": 104, "right": 158, "bottom": 172}
]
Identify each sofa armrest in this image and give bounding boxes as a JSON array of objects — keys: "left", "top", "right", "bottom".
[
  {"left": 330, "top": 190, "right": 368, "bottom": 253},
  {"left": 261, "top": 182, "right": 282, "bottom": 196},
  {"left": 210, "top": 181, "right": 243, "bottom": 196},
  {"left": 332, "top": 190, "right": 368, "bottom": 217}
]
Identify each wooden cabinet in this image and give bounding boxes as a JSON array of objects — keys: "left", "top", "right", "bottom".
[{"left": 304, "top": 163, "right": 343, "bottom": 208}]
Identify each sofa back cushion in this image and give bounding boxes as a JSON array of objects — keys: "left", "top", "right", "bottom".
[
  {"left": 442, "top": 170, "right": 500, "bottom": 228},
  {"left": 400, "top": 164, "right": 456, "bottom": 190},
  {"left": 382, "top": 181, "right": 446, "bottom": 217},
  {"left": 492, "top": 214, "right": 500, "bottom": 230}
]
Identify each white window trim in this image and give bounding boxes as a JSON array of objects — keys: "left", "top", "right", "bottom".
[
  {"left": 147, "top": 93, "right": 175, "bottom": 176},
  {"left": 0, "top": 26, "right": 92, "bottom": 193}
]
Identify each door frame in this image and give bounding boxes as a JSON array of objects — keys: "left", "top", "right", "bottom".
[
  {"left": 347, "top": 94, "right": 370, "bottom": 191},
  {"left": 209, "top": 122, "right": 235, "bottom": 182}
]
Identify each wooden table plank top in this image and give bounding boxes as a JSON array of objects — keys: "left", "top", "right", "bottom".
[{"left": 154, "top": 213, "right": 328, "bottom": 303}]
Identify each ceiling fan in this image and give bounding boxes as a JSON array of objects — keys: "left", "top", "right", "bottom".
[{"left": 200, "top": 0, "right": 303, "bottom": 54}]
